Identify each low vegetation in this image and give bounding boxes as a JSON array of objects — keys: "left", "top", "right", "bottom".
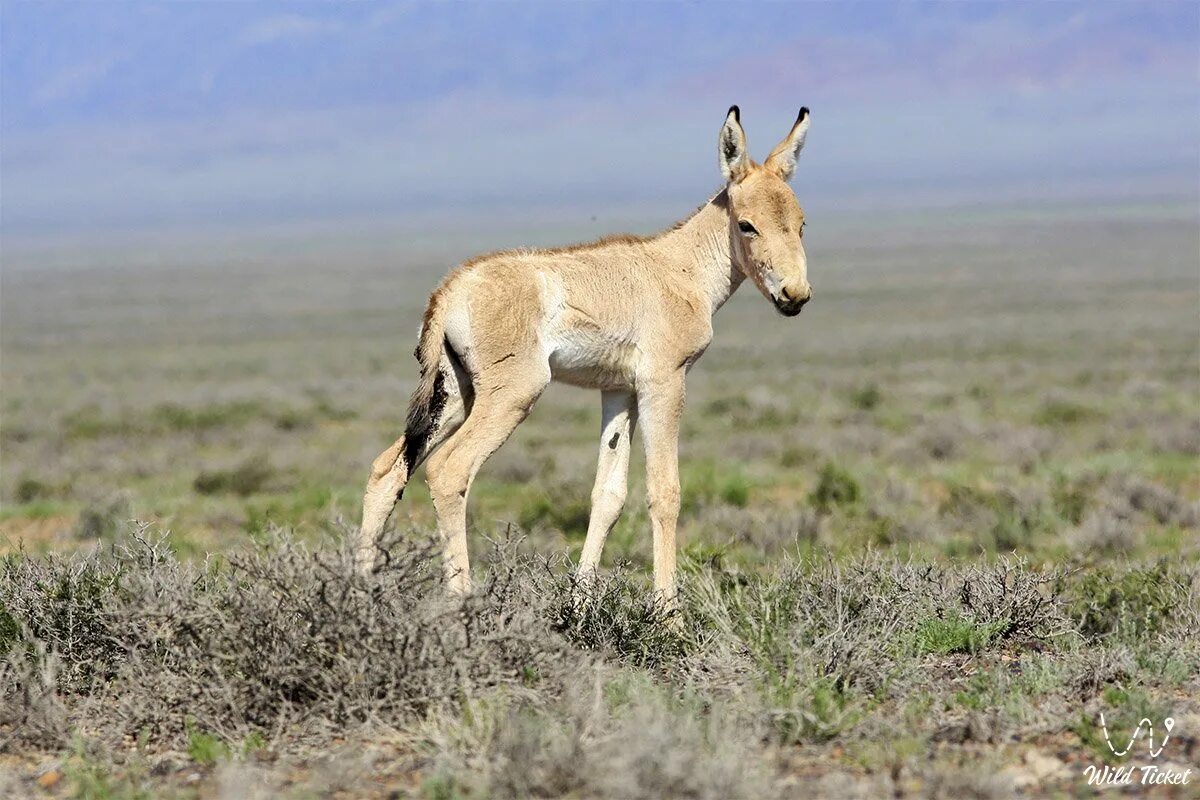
[
  {"left": 2, "top": 210, "right": 1197, "bottom": 795},
  {"left": 1, "top": 525, "right": 1198, "bottom": 798}
]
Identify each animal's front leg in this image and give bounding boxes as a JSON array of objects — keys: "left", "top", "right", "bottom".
[{"left": 637, "top": 371, "right": 685, "bottom": 609}]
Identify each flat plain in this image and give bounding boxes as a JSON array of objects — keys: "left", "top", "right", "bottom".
[{"left": 1, "top": 203, "right": 1198, "bottom": 798}]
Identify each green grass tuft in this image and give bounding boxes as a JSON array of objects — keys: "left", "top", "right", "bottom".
[
  {"left": 186, "top": 725, "right": 229, "bottom": 766},
  {"left": 808, "top": 463, "right": 860, "bottom": 512},
  {"left": 912, "top": 613, "right": 999, "bottom": 655},
  {"left": 194, "top": 455, "right": 275, "bottom": 497}
]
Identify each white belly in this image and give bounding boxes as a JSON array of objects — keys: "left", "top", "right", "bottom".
[{"left": 548, "top": 331, "right": 638, "bottom": 390}]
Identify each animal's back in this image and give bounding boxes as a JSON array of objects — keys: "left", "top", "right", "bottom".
[{"left": 430, "top": 238, "right": 658, "bottom": 389}]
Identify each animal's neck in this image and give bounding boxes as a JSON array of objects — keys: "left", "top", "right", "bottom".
[{"left": 655, "top": 189, "right": 744, "bottom": 314}]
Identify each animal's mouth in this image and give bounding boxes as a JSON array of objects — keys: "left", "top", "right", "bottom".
[
  {"left": 773, "top": 296, "right": 808, "bottom": 317},
  {"left": 760, "top": 270, "right": 810, "bottom": 317}
]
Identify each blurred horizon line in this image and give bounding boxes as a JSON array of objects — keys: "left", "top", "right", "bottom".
[{"left": 6, "top": 192, "right": 1196, "bottom": 274}]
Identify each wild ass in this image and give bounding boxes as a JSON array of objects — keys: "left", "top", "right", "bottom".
[{"left": 358, "top": 106, "right": 812, "bottom": 603}]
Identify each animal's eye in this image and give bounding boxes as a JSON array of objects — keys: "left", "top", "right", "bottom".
[{"left": 737, "top": 220, "right": 758, "bottom": 236}]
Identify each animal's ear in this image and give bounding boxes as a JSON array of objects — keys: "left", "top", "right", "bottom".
[
  {"left": 718, "top": 105, "right": 750, "bottom": 183},
  {"left": 764, "top": 107, "right": 810, "bottom": 181}
]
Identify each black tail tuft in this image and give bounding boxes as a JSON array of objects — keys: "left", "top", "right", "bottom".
[{"left": 403, "top": 365, "right": 447, "bottom": 469}]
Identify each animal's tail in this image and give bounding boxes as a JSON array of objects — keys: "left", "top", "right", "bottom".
[
  {"left": 401, "top": 295, "right": 450, "bottom": 472},
  {"left": 356, "top": 295, "right": 449, "bottom": 574}
]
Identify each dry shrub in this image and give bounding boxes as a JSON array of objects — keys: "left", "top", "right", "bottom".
[
  {"left": 1062, "top": 561, "right": 1199, "bottom": 642},
  {"left": 1107, "top": 474, "right": 1199, "bottom": 527},
  {"left": 487, "top": 446, "right": 546, "bottom": 484},
  {"left": 543, "top": 568, "right": 688, "bottom": 671},
  {"left": 864, "top": 476, "right": 938, "bottom": 546},
  {"left": 193, "top": 455, "right": 276, "bottom": 496},
  {"left": 1152, "top": 417, "right": 1200, "bottom": 456},
  {"left": 3, "top": 523, "right": 1196, "bottom": 798},
  {"left": 983, "top": 422, "right": 1054, "bottom": 473},
  {"left": 952, "top": 559, "right": 1073, "bottom": 642},
  {"left": 921, "top": 764, "right": 1016, "bottom": 800},
  {"left": 687, "top": 555, "right": 1070, "bottom": 703},
  {"left": 0, "top": 526, "right": 575, "bottom": 752},
  {"left": 938, "top": 482, "right": 1054, "bottom": 552},
  {"left": 0, "top": 644, "right": 67, "bottom": 751},
  {"left": 72, "top": 493, "right": 132, "bottom": 541},
  {"left": 1067, "top": 473, "right": 1198, "bottom": 553},
  {"left": 1068, "top": 508, "right": 1139, "bottom": 553},
  {"left": 892, "top": 415, "right": 975, "bottom": 464},
  {"left": 824, "top": 419, "right": 891, "bottom": 458},
  {"left": 1064, "top": 646, "right": 1138, "bottom": 695},
  {"left": 427, "top": 670, "right": 778, "bottom": 800},
  {"left": 0, "top": 548, "right": 127, "bottom": 690},
  {"left": 689, "top": 505, "right": 825, "bottom": 552}
]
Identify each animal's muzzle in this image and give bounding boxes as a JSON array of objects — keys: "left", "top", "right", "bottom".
[{"left": 774, "top": 286, "right": 812, "bottom": 317}]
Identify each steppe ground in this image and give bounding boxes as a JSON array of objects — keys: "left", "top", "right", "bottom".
[{"left": 1, "top": 202, "right": 1198, "bottom": 798}]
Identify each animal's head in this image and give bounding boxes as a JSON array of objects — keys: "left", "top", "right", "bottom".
[{"left": 718, "top": 105, "right": 812, "bottom": 316}]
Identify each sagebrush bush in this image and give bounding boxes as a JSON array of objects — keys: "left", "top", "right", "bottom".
[
  {"left": 2, "top": 524, "right": 1197, "bottom": 799},
  {"left": 71, "top": 494, "right": 131, "bottom": 541},
  {"left": 0, "top": 526, "right": 578, "bottom": 751},
  {"left": 426, "top": 671, "right": 778, "bottom": 800},
  {"left": 1063, "top": 561, "right": 1198, "bottom": 641},
  {"left": 193, "top": 455, "right": 276, "bottom": 496}
]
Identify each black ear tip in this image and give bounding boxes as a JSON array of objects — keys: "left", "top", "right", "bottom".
[
  {"left": 727, "top": 105, "right": 740, "bottom": 122},
  {"left": 797, "top": 106, "right": 810, "bottom": 122}
]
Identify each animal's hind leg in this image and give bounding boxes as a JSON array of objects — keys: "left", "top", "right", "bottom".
[
  {"left": 425, "top": 363, "right": 549, "bottom": 594},
  {"left": 356, "top": 354, "right": 471, "bottom": 574},
  {"left": 357, "top": 437, "right": 409, "bottom": 570},
  {"left": 578, "top": 390, "right": 637, "bottom": 581}
]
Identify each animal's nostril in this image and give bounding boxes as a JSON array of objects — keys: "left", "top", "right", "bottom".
[{"left": 781, "top": 285, "right": 812, "bottom": 304}]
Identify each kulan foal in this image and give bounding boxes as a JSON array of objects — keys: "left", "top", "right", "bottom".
[{"left": 358, "top": 106, "right": 813, "bottom": 605}]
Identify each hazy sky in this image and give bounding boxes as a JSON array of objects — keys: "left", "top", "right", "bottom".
[{"left": 3, "top": 2, "right": 1198, "bottom": 248}]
